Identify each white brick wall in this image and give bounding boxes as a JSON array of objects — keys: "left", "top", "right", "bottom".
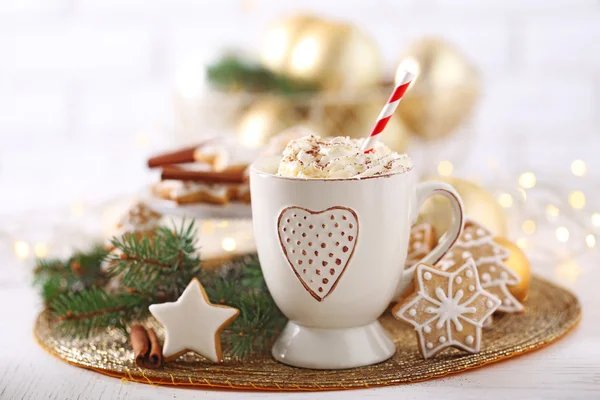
[{"left": 1, "top": 0, "right": 599, "bottom": 211}]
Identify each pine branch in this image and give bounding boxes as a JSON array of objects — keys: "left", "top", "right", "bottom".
[
  {"left": 33, "top": 258, "right": 66, "bottom": 276},
  {"left": 50, "top": 287, "right": 149, "bottom": 337},
  {"left": 107, "top": 221, "right": 201, "bottom": 298},
  {"left": 35, "top": 220, "right": 288, "bottom": 358},
  {"left": 44, "top": 220, "right": 202, "bottom": 338},
  {"left": 33, "top": 245, "right": 108, "bottom": 304},
  {"left": 205, "top": 255, "right": 286, "bottom": 359},
  {"left": 206, "top": 54, "right": 318, "bottom": 95},
  {"left": 223, "top": 291, "right": 286, "bottom": 359}
]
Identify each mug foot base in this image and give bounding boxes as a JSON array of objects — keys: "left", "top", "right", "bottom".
[{"left": 272, "top": 320, "right": 396, "bottom": 369}]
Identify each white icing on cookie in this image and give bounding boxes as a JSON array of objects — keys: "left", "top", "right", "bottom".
[
  {"left": 395, "top": 259, "right": 501, "bottom": 359},
  {"left": 435, "top": 218, "right": 524, "bottom": 316}
]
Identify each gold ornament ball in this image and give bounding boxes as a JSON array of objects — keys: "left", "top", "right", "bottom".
[
  {"left": 493, "top": 237, "right": 531, "bottom": 302},
  {"left": 321, "top": 102, "right": 410, "bottom": 153},
  {"left": 236, "top": 97, "right": 305, "bottom": 148},
  {"left": 417, "top": 176, "right": 507, "bottom": 241},
  {"left": 260, "top": 14, "right": 382, "bottom": 91},
  {"left": 396, "top": 38, "right": 481, "bottom": 140}
]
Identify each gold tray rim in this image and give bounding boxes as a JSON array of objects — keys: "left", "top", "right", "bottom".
[{"left": 33, "top": 275, "right": 582, "bottom": 392}]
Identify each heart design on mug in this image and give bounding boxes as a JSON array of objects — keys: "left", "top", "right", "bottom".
[{"left": 277, "top": 206, "right": 359, "bottom": 302}]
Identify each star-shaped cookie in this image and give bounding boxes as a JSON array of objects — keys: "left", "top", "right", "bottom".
[
  {"left": 393, "top": 259, "right": 501, "bottom": 358},
  {"left": 149, "top": 278, "right": 239, "bottom": 363},
  {"left": 436, "top": 219, "right": 524, "bottom": 313}
]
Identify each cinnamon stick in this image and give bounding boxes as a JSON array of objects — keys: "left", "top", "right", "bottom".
[
  {"left": 129, "top": 325, "right": 150, "bottom": 367},
  {"left": 129, "top": 325, "right": 163, "bottom": 369},
  {"left": 146, "top": 328, "right": 163, "bottom": 369},
  {"left": 147, "top": 138, "right": 218, "bottom": 168},
  {"left": 161, "top": 165, "right": 247, "bottom": 184}
]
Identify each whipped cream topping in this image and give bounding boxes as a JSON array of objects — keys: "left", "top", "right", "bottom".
[
  {"left": 277, "top": 135, "right": 412, "bottom": 179},
  {"left": 262, "top": 125, "right": 317, "bottom": 157}
]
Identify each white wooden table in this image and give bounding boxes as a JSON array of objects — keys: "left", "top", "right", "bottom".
[{"left": 1, "top": 221, "right": 599, "bottom": 400}]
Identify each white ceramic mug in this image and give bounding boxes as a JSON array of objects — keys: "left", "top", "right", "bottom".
[{"left": 250, "top": 157, "right": 464, "bottom": 369}]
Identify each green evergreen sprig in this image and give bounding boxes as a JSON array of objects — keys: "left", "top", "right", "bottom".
[
  {"left": 203, "top": 255, "right": 287, "bottom": 359},
  {"left": 32, "top": 221, "right": 287, "bottom": 359},
  {"left": 33, "top": 245, "right": 109, "bottom": 304},
  {"left": 206, "top": 54, "right": 318, "bottom": 95},
  {"left": 106, "top": 222, "right": 202, "bottom": 300},
  {"left": 51, "top": 288, "right": 147, "bottom": 337}
]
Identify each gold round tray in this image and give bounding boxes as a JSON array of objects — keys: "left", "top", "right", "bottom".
[{"left": 34, "top": 276, "right": 580, "bottom": 392}]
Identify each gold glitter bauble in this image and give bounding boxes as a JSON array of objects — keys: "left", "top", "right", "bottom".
[
  {"left": 396, "top": 38, "right": 481, "bottom": 140},
  {"left": 34, "top": 276, "right": 580, "bottom": 391},
  {"left": 418, "top": 176, "right": 507, "bottom": 241},
  {"left": 493, "top": 237, "right": 532, "bottom": 302},
  {"left": 322, "top": 102, "right": 410, "bottom": 153},
  {"left": 260, "top": 14, "right": 382, "bottom": 91},
  {"left": 236, "top": 97, "right": 305, "bottom": 148}
]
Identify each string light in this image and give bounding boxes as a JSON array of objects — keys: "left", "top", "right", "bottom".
[
  {"left": 241, "top": 0, "right": 257, "bottom": 12},
  {"left": 518, "top": 172, "right": 536, "bottom": 189},
  {"left": 556, "top": 227, "right": 570, "bottom": 243},
  {"left": 568, "top": 191, "right": 586, "bottom": 209},
  {"left": 437, "top": 161, "right": 454, "bottom": 176},
  {"left": 516, "top": 238, "right": 528, "bottom": 249},
  {"left": 555, "top": 259, "right": 582, "bottom": 283},
  {"left": 34, "top": 242, "right": 48, "bottom": 258},
  {"left": 546, "top": 204, "right": 560, "bottom": 218},
  {"left": 498, "top": 193, "right": 513, "bottom": 208},
  {"left": 222, "top": 237, "right": 237, "bottom": 252},
  {"left": 571, "top": 160, "right": 586, "bottom": 176},
  {"left": 592, "top": 213, "right": 600, "bottom": 227},
  {"left": 201, "top": 222, "right": 216, "bottom": 236},
  {"left": 14, "top": 241, "right": 30, "bottom": 259},
  {"left": 522, "top": 220, "right": 536, "bottom": 235},
  {"left": 518, "top": 188, "right": 527, "bottom": 201},
  {"left": 586, "top": 234, "right": 596, "bottom": 248}
]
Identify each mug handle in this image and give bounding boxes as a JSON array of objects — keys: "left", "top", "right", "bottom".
[{"left": 396, "top": 181, "right": 465, "bottom": 297}]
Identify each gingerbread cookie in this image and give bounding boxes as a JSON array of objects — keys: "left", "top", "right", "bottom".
[
  {"left": 105, "top": 202, "right": 163, "bottom": 252},
  {"left": 393, "top": 258, "right": 501, "bottom": 358},
  {"left": 116, "top": 202, "right": 162, "bottom": 234},
  {"left": 148, "top": 139, "right": 256, "bottom": 206},
  {"left": 405, "top": 224, "right": 436, "bottom": 268},
  {"left": 149, "top": 278, "right": 239, "bottom": 363},
  {"left": 153, "top": 180, "right": 235, "bottom": 205},
  {"left": 436, "top": 219, "right": 524, "bottom": 313}
]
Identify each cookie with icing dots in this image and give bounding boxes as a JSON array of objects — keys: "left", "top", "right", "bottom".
[
  {"left": 405, "top": 224, "right": 437, "bottom": 269},
  {"left": 436, "top": 219, "right": 524, "bottom": 313},
  {"left": 105, "top": 202, "right": 163, "bottom": 252},
  {"left": 393, "top": 258, "right": 501, "bottom": 359}
]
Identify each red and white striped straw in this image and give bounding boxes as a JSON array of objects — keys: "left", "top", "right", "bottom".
[{"left": 361, "top": 69, "right": 415, "bottom": 153}]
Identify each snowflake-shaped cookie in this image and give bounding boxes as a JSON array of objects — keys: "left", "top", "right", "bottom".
[
  {"left": 405, "top": 224, "right": 436, "bottom": 268},
  {"left": 393, "top": 259, "right": 501, "bottom": 358},
  {"left": 436, "top": 219, "right": 524, "bottom": 313}
]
